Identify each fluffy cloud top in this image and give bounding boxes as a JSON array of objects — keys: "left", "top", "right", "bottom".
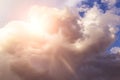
[{"left": 111, "top": 47, "right": 120, "bottom": 54}]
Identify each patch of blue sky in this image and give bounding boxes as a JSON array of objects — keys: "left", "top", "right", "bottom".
[
  {"left": 107, "top": 26, "right": 120, "bottom": 49},
  {"left": 77, "top": 0, "right": 109, "bottom": 17},
  {"left": 116, "top": 0, "right": 120, "bottom": 8},
  {"left": 77, "top": 0, "right": 120, "bottom": 16}
]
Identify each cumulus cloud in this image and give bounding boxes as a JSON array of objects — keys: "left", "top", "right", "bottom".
[
  {"left": 111, "top": 47, "right": 120, "bottom": 54},
  {"left": 0, "top": 1, "right": 120, "bottom": 80}
]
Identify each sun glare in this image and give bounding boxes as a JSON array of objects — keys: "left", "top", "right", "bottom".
[
  {"left": 27, "top": 14, "right": 48, "bottom": 36},
  {"left": 26, "top": 6, "right": 60, "bottom": 37}
]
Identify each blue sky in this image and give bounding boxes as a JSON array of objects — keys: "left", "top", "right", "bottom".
[{"left": 78, "top": 0, "right": 120, "bottom": 15}]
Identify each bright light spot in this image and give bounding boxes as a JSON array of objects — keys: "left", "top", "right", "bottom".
[
  {"left": 26, "top": 6, "right": 60, "bottom": 37},
  {"left": 27, "top": 13, "right": 49, "bottom": 37}
]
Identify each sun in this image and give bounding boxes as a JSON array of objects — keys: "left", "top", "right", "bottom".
[
  {"left": 26, "top": 12, "right": 49, "bottom": 37},
  {"left": 26, "top": 6, "right": 60, "bottom": 37}
]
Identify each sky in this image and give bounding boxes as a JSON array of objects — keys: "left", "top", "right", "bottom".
[{"left": 0, "top": 0, "right": 120, "bottom": 80}]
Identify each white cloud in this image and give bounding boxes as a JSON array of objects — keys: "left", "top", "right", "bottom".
[{"left": 111, "top": 47, "right": 120, "bottom": 54}]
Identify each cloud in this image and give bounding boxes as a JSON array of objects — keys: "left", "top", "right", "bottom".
[
  {"left": 35, "top": 0, "right": 84, "bottom": 7},
  {"left": 111, "top": 47, "right": 120, "bottom": 54},
  {"left": 0, "top": 1, "right": 120, "bottom": 80}
]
